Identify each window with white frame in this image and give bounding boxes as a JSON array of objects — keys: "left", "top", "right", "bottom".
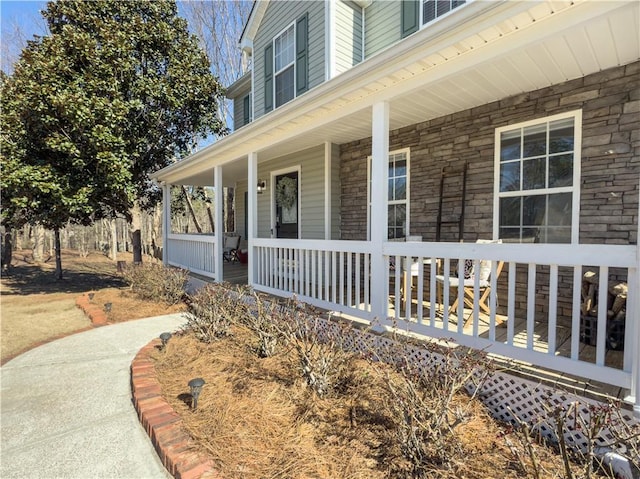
[
  {"left": 368, "top": 150, "right": 410, "bottom": 240},
  {"left": 422, "top": 0, "right": 466, "bottom": 25},
  {"left": 274, "top": 23, "right": 295, "bottom": 108},
  {"left": 495, "top": 111, "right": 581, "bottom": 244}
]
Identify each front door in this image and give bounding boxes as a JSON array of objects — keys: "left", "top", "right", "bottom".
[{"left": 274, "top": 171, "right": 299, "bottom": 239}]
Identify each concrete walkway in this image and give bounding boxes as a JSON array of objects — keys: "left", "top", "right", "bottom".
[{"left": 1, "top": 314, "right": 186, "bottom": 479}]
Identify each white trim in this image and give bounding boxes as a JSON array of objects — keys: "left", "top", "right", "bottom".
[
  {"left": 273, "top": 21, "right": 296, "bottom": 109},
  {"left": 493, "top": 109, "right": 582, "bottom": 244},
  {"left": 361, "top": 3, "right": 366, "bottom": 61},
  {"left": 270, "top": 165, "right": 302, "bottom": 239},
  {"left": 367, "top": 147, "right": 411, "bottom": 241},
  {"left": 327, "top": 0, "right": 336, "bottom": 80}
]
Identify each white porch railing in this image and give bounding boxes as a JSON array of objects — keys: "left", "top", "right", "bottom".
[
  {"left": 252, "top": 239, "right": 372, "bottom": 318},
  {"left": 166, "top": 233, "right": 217, "bottom": 279},
  {"left": 251, "top": 239, "right": 639, "bottom": 411}
]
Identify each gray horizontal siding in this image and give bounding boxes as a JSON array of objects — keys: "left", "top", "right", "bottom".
[
  {"left": 253, "top": 0, "right": 325, "bottom": 120},
  {"left": 256, "top": 145, "right": 326, "bottom": 239},
  {"left": 335, "top": 1, "right": 363, "bottom": 75},
  {"left": 364, "top": 0, "right": 401, "bottom": 59}
]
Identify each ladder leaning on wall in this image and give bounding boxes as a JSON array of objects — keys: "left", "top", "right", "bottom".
[{"left": 435, "top": 162, "right": 468, "bottom": 242}]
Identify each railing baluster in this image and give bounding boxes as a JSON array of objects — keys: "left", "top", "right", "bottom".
[
  {"left": 548, "top": 264, "right": 558, "bottom": 355},
  {"left": 527, "top": 264, "right": 536, "bottom": 350},
  {"left": 339, "top": 251, "right": 345, "bottom": 306},
  {"left": 507, "top": 262, "right": 516, "bottom": 345},
  {"left": 417, "top": 256, "right": 424, "bottom": 325},
  {"left": 571, "top": 266, "right": 582, "bottom": 361},
  {"left": 596, "top": 266, "right": 609, "bottom": 366},
  {"left": 488, "top": 260, "right": 498, "bottom": 341}
]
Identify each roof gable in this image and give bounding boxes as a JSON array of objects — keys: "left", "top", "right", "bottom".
[{"left": 240, "top": 0, "right": 269, "bottom": 51}]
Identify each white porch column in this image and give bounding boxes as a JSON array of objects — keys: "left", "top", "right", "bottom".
[
  {"left": 633, "top": 210, "right": 640, "bottom": 418},
  {"left": 214, "top": 166, "right": 224, "bottom": 283},
  {"left": 370, "top": 102, "right": 389, "bottom": 320},
  {"left": 248, "top": 152, "right": 258, "bottom": 287},
  {"left": 324, "top": 141, "right": 331, "bottom": 240},
  {"left": 162, "top": 182, "right": 170, "bottom": 266}
]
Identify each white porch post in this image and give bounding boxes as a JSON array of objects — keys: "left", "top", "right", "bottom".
[
  {"left": 370, "top": 102, "right": 389, "bottom": 320},
  {"left": 248, "top": 152, "right": 258, "bottom": 287},
  {"left": 214, "top": 166, "right": 224, "bottom": 283},
  {"left": 633, "top": 210, "right": 640, "bottom": 418},
  {"left": 162, "top": 182, "right": 170, "bottom": 266},
  {"left": 324, "top": 141, "right": 331, "bottom": 240}
]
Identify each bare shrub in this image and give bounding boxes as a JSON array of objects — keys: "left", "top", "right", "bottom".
[
  {"left": 121, "top": 262, "right": 187, "bottom": 305},
  {"left": 369, "top": 332, "right": 493, "bottom": 477},
  {"left": 183, "top": 283, "right": 246, "bottom": 343},
  {"left": 239, "top": 290, "right": 289, "bottom": 358},
  {"left": 501, "top": 394, "right": 640, "bottom": 479},
  {"left": 278, "top": 304, "right": 357, "bottom": 397}
]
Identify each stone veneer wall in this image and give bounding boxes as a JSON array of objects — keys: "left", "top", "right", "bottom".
[{"left": 339, "top": 61, "right": 639, "bottom": 321}]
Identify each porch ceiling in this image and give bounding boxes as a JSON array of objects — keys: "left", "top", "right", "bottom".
[{"left": 155, "top": 0, "right": 639, "bottom": 187}]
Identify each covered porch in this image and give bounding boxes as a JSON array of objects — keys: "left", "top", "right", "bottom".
[{"left": 153, "top": 0, "right": 640, "bottom": 414}]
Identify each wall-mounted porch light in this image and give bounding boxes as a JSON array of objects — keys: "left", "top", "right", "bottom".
[{"left": 257, "top": 179, "right": 267, "bottom": 194}]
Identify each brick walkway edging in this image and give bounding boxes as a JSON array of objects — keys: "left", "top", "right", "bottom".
[
  {"left": 131, "top": 340, "right": 221, "bottom": 479},
  {"left": 75, "top": 293, "right": 109, "bottom": 325}
]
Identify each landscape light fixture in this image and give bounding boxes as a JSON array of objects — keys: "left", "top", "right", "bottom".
[
  {"left": 257, "top": 179, "right": 267, "bottom": 194},
  {"left": 159, "top": 332, "right": 172, "bottom": 349},
  {"left": 188, "top": 378, "right": 205, "bottom": 411},
  {"left": 104, "top": 302, "right": 112, "bottom": 313}
]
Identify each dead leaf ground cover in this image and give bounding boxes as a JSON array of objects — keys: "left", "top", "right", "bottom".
[{"left": 153, "top": 325, "right": 598, "bottom": 479}]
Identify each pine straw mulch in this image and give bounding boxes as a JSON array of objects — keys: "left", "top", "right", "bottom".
[
  {"left": 87, "top": 287, "right": 186, "bottom": 323},
  {"left": 152, "top": 325, "right": 595, "bottom": 479}
]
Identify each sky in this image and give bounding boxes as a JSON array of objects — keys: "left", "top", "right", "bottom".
[{"left": 1, "top": 0, "right": 48, "bottom": 71}]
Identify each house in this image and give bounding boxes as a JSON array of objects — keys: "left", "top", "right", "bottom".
[{"left": 152, "top": 0, "right": 640, "bottom": 416}]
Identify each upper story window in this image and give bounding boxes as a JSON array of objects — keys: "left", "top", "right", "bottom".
[
  {"left": 422, "top": 0, "right": 466, "bottom": 25},
  {"left": 264, "top": 13, "right": 308, "bottom": 113},
  {"left": 494, "top": 111, "right": 582, "bottom": 244},
  {"left": 274, "top": 24, "right": 295, "bottom": 107},
  {"left": 402, "top": 0, "right": 467, "bottom": 38}
]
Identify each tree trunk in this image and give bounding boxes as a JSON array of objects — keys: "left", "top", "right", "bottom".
[
  {"left": 54, "top": 228, "right": 63, "bottom": 280},
  {"left": 151, "top": 204, "right": 163, "bottom": 260},
  {"left": 33, "top": 224, "right": 45, "bottom": 262},
  {"left": 109, "top": 219, "right": 117, "bottom": 261},
  {"left": 131, "top": 202, "right": 143, "bottom": 264},
  {"left": 202, "top": 188, "right": 215, "bottom": 232},
  {"left": 181, "top": 185, "right": 202, "bottom": 233},
  {"left": 226, "top": 187, "right": 235, "bottom": 232},
  {"left": 2, "top": 229, "right": 13, "bottom": 271}
]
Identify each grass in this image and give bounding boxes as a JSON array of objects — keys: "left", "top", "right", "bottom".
[{"left": 0, "top": 249, "right": 184, "bottom": 364}]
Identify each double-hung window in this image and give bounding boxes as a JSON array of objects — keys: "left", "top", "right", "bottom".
[
  {"left": 274, "top": 23, "right": 295, "bottom": 108},
  {"left": 368, "top": 149, "right": 410, "bottom": 240},
  {"left": 402, "top": 0, "right": 467, "bottom": 38},
  {"left": 422, "top": 0, "right": 466, "bottom": 25},
  {"left": 264, "top": 14, "right": 308, "bottom": 113},
  {"left": 494, "top": 111, "right": 581, "bottom": 244}
]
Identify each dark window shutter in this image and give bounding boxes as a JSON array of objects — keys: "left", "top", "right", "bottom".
[
  {"left": 401, "top": 0, "right": 419, "bottom": 38},
  {"left": 296, "top": 13, "right": 308, "bottom": 95},
  {"left": 264, "top": 44, "right": 273, "bottom": 112},
  {"left": 243, "top": 94, "right": 250, "bottom": 125}
]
